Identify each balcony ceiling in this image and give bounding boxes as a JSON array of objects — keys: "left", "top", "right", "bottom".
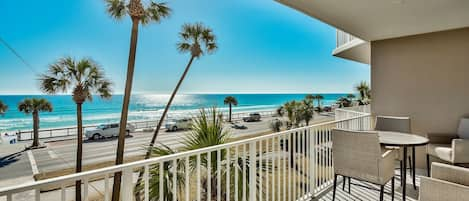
[{"left": 277, "top": 0, "right": 469, "bottom": 41}]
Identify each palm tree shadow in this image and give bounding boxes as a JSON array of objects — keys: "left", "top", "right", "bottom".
[
  {"left": 83, "top": 135, "right": 134, "bottom": 144},
  {"left": 0, "top": 150, "right": 25, "bottom": 168}
]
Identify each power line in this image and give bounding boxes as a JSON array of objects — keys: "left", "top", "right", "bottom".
[{"left": 0, "top": 36, "right": 38, "bottom": 74}]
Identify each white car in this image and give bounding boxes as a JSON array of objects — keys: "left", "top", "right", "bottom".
[
  {"left": 85, "top": 123, "right": 133, "bottom": 140},
  {"left": 165, "top": 118, "right": 192, "bottom": 132},
  {"left": 0, "top": 132, "right": 17, "bottom": 145}
]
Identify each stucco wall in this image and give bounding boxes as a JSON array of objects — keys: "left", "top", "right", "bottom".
[{"left": 371, "top": 27, "right": 469, "bottom": 167}]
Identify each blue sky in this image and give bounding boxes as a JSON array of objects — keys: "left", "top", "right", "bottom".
[{"left": 0, "top": 0, "right": 369, "bottom": 95}]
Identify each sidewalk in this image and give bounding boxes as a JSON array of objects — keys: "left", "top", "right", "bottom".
[{"left": 0, "top": 143, "right": 34, "bottom": 189}]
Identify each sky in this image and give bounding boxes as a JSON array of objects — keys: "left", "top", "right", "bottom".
[{"left": 0, "top": 0, "right": 369, "bottom": 95}]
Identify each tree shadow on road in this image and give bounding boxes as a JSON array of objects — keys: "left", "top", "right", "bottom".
[
  {"left": 83, "top": 135, "right": 134, "bottom": 144},
  {"left": 0, "top": 150, "right": 25, "bottom": 168}
]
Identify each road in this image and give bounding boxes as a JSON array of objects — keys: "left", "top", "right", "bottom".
[
  {"left": 0, "top": 114, "right": 334, "bottom": 186},
  {"left": 33, "top": 117, "right": 275, "bottom": 174}
]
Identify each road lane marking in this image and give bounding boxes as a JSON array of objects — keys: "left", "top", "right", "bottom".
[{"left": 27, "top": 150, "right": 39, "bottom": 175}]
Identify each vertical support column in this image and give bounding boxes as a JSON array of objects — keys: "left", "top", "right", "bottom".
[
  {"left": 249, "top": 141, "right": 257, "bottom": 201},
  {"left": 121, "top": 168, "right": 134, "bottom": 201}
]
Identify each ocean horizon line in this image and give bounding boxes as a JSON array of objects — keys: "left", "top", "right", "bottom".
[
  {"left": 0, "top": 92, "right": 356, "bottom": 96},
  {"left": 0, "top": 93, "right": 348, "bottom": 131}
]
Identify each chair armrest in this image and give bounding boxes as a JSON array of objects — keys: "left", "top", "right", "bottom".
[
  {"left": 379, "top": 150, "right": 395, "bottom": 182},
  {"left": 432, "top": 162, "right": 469, "bottom": 186},
  {"left": 451, "top": 139, "right": 469, "bottom": 164},
  {"left": 426, "top": 133, "right": 458, "bottom": 144},
  {"left": 419, "top": 177, "right": 469, "bottom": 201},
  {"left": 381, "top": 149, "right": 394, "bottom": 158}
]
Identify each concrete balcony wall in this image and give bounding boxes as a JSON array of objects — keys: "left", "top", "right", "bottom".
[
  {"left": 371, "top": 27, "right": 469, "bottom": 168},
  {"left": 333, "top": 30, "right": 370, "bottom": 64}
]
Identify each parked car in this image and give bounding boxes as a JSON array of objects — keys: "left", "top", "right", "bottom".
[
  {"left": 242, "top": 113, "right": 261, "bottom": 122},
  {"left": 165, "top": 118, "right": 193, "bottom": 132},
  {"left": 0, "top": 132, "right": 17, "bottom": 145},
  {"left": 85, "top": 123, "right": 131, "bottom": 140}
]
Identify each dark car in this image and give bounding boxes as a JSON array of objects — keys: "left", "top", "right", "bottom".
[
  {"left": 242, "top": 113, "right": 261, "bottom": 122},
  {"left": 231, "top": 123, "right": 247, "bottom": 129}
]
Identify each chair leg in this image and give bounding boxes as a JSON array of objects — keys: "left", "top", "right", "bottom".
[
  {"left": 342, "top": 176, "right": 346, "bottom": 191},
  {"left": 427, "top": 154, "right": 431, "bottom": 176},
  {"left": 348, "top": 177, "right": 351, "bottom": 194},
  {"left": 333, "top": 174, "right": 338, "bottom": 201},
  {"left": 408, "top": 156, "right": 413, "bottom": 174},
  {"left": 400, "top": 160, "right": 404, "bottom": 187},
  {"left": 379, "top": 184, "right": 384, "bottom": 201},
  {"left": 391, "top": 177, "right": 395, "bottom": 201},
  {"left": 412, "top": 147, "right": 416, "bottom": 190}
]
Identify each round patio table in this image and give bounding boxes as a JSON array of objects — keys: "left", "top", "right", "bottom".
[{"left": 379, "top": 131, "right": 429, "bottom": 201}]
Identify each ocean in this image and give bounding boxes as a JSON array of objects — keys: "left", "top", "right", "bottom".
[{"left": 0, "top": 94, "right": 347, "bottom": 131}]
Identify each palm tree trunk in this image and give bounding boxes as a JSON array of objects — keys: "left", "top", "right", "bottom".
[
  {"left": 112, "top": 18, "right": 140, "bottom": 201},
  {"left": 148, "top": 55, "right": 195, "bottom": 155},
  {"left": 32, "top": 111, "right": 39, "bottom": 147},
  {"left": 135, "top": 56, "right": 195, "bottom": 200},
  {"left": 75, "top": 103, "right": 83, "bottom": 201},
  {"left": 229, "top": 104, "right": 232, "bottom": 122}
]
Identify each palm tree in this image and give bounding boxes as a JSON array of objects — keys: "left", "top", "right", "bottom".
[
  {"left": 305, "top": 94, "right": 314, "bottom": 100},
  {"left": 18, "top": 98, "right": 53, "bottom": 148},
  {"left": 280, "top": 101, "right": 295, "bottom": 128},
  {"left": 224, "top": 96, "right": 238, "bottom": 122},
  {"left": 138, "top": 107, "right": 270, "bottom": 200},
  {"left": 278, "top": 100, "right": 303, "bottom": 128},
  {"left": 314, "top": 94, "right": 324, "bottom": 112},
  {"left": 269, "top": 119, "right": 283, "bottom": 132},
  {"left": 301, "top": 98, "right": 314, "bottom": 126},
  {"left": 355, "top": 81, "right": 371, "bottom": 105},
  {"left": 104, "top": 1, "right": 171, "bottom": 199},
  {"left": 346, "top": 94, "right": 356, "bottom": 101},
  {"left": 39, "top": 57, "right": 112, "bottom": 201},
  {"left": 336, "top": 97, "right": 352, "bottom": 108},
  {"left": 0, "top": 100, "right": 8, "bottom": 116},
  {"left": 135, "top": 23, "right": 217, "bottom": 199},
  {"left": 145, "top": 23, "right": 217, "bottom": 159}
]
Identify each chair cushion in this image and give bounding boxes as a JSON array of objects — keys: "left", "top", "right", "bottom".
[
  {"left": 458, "top": 118, "right": 469, "bottom": 139},
  {"left": 428, "top": 144, "right": 452, "bottom": 162}
]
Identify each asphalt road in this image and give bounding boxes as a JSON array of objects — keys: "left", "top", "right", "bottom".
[
  {"left": 0, "top": 116, "right": 277, "bottom": 183},
  {"left": 0, "top": 115, "right": 333, "bottom": 185}
]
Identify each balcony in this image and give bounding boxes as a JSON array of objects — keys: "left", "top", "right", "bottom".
[
  {"left": 333, "top": 30, "right": 370, "bottom": 64},
  {"left": 0, "top": 109, "right": 425, "bottom": 201}
]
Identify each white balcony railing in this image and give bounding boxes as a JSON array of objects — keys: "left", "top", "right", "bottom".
[
  {"left": 0, "top": 113, "right": 372, "bottom": 201},
  {"left": 336, "top": 30, "right": 358, "bottom": 48},
  {"left": 335, "top": 105, "right": 371, "bottom": 120}
]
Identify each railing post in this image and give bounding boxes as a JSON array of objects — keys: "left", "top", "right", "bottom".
[
  {"left": 121, "top": 168, "right": 134, "bottom": 201},
  {"left": 309, "top": 128, "right": 316, "bottom": 197},
  {"left": 249, "top": 141, "right": 257, "bottom": 201}
]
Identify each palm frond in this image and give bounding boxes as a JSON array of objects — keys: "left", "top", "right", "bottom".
[
  {"left": 223, "top": 96, "right": 238, "bottom": 106},
  {"left": 177, "top": 23, "right": 218, "bottom": 58},
  {"left": 105, "top": 0, "right": 127, "bottom": 20},
  {"left": 17, "top": 98, "right": 53, "bottom": 114},
  {"left": 176, "top": 42, "right": 191, "bottom": 53},
  {"left": 141, "top": 1, "right": 171, "bottom": 25}
]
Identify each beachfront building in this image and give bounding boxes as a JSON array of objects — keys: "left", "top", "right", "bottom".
[
  {"left": 1, "top": 1, "right": 469, "bottom": 201},
  {"left": 279, "top": 0, "right": 469, "bottom": 168}
]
